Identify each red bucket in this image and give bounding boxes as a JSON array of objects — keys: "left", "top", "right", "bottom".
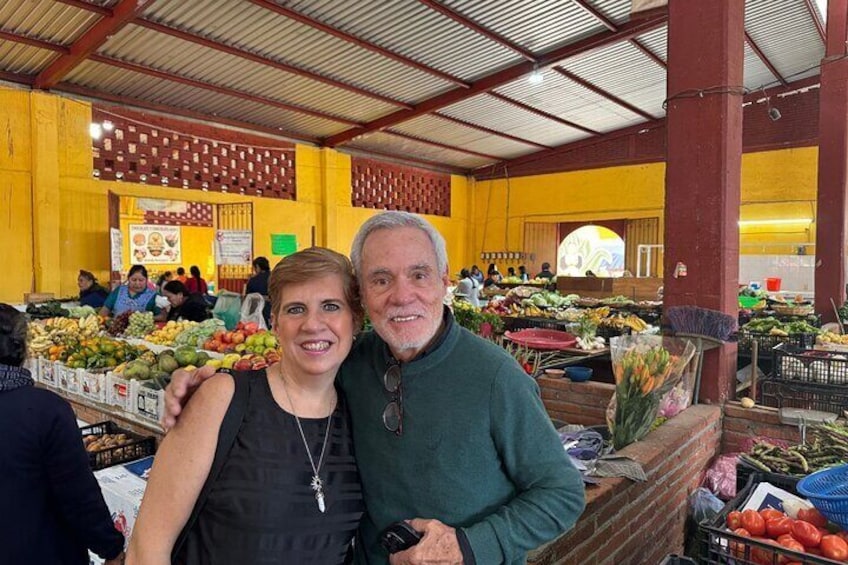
[{"left": 765, "top": 277, "right": 782, "bottom": 292}]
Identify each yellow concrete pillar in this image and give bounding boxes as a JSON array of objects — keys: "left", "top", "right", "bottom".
[{"left": 30, "top": 92, "right": 62, "bottom": 295}]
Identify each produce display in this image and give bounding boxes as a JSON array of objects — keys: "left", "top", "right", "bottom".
[
  {"left": 123, "top": 311, "right": 155, "bottom": 338},
  {"left": 174, "top": 318, "right": 226, "bottom": 347},
  {"left": 26, "top": 300, "right": 70, "bottom": 319},
  {"left": 106, "top": 311, "right": 133, "bottom": 336},
  {"left": 201, "top": 321, "right": 268, "bottom": 354},
  {"left": 740, "top": 423, "right": 848, "bottom": 476},
  {"left": 742, "top": 317, "right": 820, "bottom": 336},
  {"left": 61, "top": 337, "right": 144, "bottom": 370},
  {"left": 145, "top": 320, "right": 199, "bottom": 345},
  {"left": 28, "top": 315, "right": 102, "bottom": 357},
  {"left": 67, "top": 305, "right": 97, "bottom": 318},
  {"left": 818, "top": 331, "right": 848, "bottom": 347},
  {"left": 83, "top": 433, "right": 134, "bottom": 453},
  {"left": 724, "top": 501, "right": 848, "bottom": 561}
]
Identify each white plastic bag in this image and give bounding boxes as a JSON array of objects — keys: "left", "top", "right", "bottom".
[{"left": 241, "top": 293, "right": 268, "bottom": 330}]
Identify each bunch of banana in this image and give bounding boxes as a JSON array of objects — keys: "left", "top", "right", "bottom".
[
  {"left": 78, "top": 314, "right": 102, "bottom": 338},
  {"left": 600, "top": 312, "right": 650, "bottom": 333},
  {"left": 817, "top": 331, "right": 848, "bottom": 346},
  {"left": 147, "top": 320, "right": 198, "bottom": 345},
  {"left": 521, "top": 304, "right": 548, "bottom": 318},
  {"left": 28, "top": 323, "right": 53, "bottom": 356}
]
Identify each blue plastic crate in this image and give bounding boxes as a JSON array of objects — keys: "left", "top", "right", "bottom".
[{"left": 797, "top": 463, "right": 848, "bottom": 529}]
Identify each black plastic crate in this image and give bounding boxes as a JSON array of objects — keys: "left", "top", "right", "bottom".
[
  {"left": 759, "top": 378, "right": 848, "bottom": 416},
  {"left": 738, "top": 330, "right": 817, "bottom": 357},
  {"left": 773, "top": 343, "right": 848, "bottom": 385},
  {"left": 736, "top": 458, "right": 799, "bottom": 495},
  {"left": 80, "top": 420, "right": 156, "bottom": 470},
  {"left": 501, "top": 316, "right": 575, "bottom": 333},
  {"left": 659, "top": 555, "right": 696, "bottom": 565},
  {"left": 700, "top": 473, "right": 836, "bottom": 564}
]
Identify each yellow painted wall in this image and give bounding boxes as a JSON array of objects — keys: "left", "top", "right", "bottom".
[
  {"left": 0, "top": 87, "right": 475, "bottom": 302},
  {"left": 0, "top": 89, "right": 34, "bottom": 303},
  {"left": 472, "top": 146, "right": 820, "bottom": 262}
]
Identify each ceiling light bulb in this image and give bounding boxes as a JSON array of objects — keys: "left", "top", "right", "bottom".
[
  {"left": 89, "top": 123, "right": 103, "bottom": 140},
  {"left": 527, "top": 67, "right": 544, "bottom": 85},
  {"left": 102, "top": 120, "right": 114, "bottom": 132}
]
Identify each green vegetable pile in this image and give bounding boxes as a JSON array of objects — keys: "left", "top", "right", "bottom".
[
  {"left": 67, "top": 305, "right": 97, "bottom": 318},
  {"left": 520, "top": 291, "right": 574, "bottom": 309},
  {"left": 26, "top": 301, "right": 70, "bottom": 319},
  {"left": 173, "top": 318, "right": 225, "bottom": 347},
  {"left": 740, "top": 422, "right": 848, "bottom": 476},
  {"left": 742, "top": 317, "right": 820, "bottom": 335}
]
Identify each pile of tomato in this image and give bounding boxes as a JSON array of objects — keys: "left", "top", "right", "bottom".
[{"left": 726, "top": 506, "right": 848, "bottom": 563}]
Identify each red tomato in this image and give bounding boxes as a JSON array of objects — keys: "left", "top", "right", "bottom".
[
  {"left": 777, "top": 536, "right": 805, "bottom": 552},
  {"left": 836, "top": 531, "right": 848, "bottom": 543},
  {"left": 761, "top": 508, "right": 785, "bottom": 522},
  {"left": 730, "top": 528, "right": 751, "bottom": 558},
  {"left": 776, "top": 534, "right": 798, "bottom": 545},
  {"left": 767, "top": 517, "right": 794, "bottom": 539},
  {"left": 798, "top": 507, "right": 829, "bottom": 528},
  {"left": 820, "top": 534, "right": 848, "bottom": 561},
  {"left": 743, "top": 509, "right": 767, "bottom": 537},
  {"left": 751, "top": 538, "right": 778, "bottom": 565},
  {"left": 805, "top": 546, "right": 823, "bottom": 556},
  {"left": 792, "top": 519, "right": 822, "bottom": 548},
  {"left": 727, "top": 510, "right": 743, "bottom": 530}
]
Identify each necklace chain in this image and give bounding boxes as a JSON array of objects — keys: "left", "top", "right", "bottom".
[{"left": 278, "top": 365, "right": 333, "bottom": 513}]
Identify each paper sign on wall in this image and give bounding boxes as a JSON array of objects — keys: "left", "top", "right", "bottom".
[
  {"left": 110, "top": 228, "right": 123, "bottom": 272},
  {"left": 215, "top": 230, "right": 252, "bottom": 265},
  {"left": 271, "top": 234, "right": 297, "bottom": 256},
  {"left": 129, "top": 224, "right": 181, "bottom": 265}
]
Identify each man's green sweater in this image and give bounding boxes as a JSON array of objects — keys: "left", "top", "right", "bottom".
[{"left": 338, "top": 318, "right": 586, "bottom": 564}]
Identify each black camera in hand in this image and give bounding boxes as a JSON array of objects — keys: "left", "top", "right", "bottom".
[{"left": 379, "top": 521, "right": 422, "bottom": 554}]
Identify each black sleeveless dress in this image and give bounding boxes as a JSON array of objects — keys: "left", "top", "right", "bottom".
[{"left": 177, "top": 372, "right": 364, "bottom": 564}]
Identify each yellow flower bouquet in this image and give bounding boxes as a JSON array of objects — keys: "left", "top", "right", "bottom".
[{"left": 607, "top": 336, "right": 696, "bottom": 450}]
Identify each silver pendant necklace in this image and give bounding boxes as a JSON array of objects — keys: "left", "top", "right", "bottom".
[{"left": 279, "top": 366, "right": 333, "bottom": 513}]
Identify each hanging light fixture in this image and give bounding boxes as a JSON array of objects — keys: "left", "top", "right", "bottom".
[{"left": 527, "top": 64, "right": 544, "bottom": 85}]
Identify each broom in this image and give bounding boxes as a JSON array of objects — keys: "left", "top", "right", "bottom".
[{"left": 665, "top": 305, "right": 738, "bottom": 342}]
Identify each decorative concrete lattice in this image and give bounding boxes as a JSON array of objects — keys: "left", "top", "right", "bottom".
[
  {"left": 144, "top": 202, "right": 213, "bottom": 227},
  {"left": 351, "top": 157, "right": 451, "bottom": 217},
  {"left": 92, "top": 109, "right": 296, "bottom": 199}
]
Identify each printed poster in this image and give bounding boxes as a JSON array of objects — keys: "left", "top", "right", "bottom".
[
  {"left": 215, "top": 229, "right": 252, "bottom": 266},
  {"left": 129, "top": 224, "right": 182, "bottom": 264},
  {"left": 110, "top": 228, "right": 123, "bottom": 271}
]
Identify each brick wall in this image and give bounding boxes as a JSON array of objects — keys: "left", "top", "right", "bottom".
[
  {"left": 538, "top": 376, "right": 615, "bottom": 427},
  {"left": 528, "top": 405, "right": 722, "bottom": 565},
  {"left": 722, "top": 400, "right": 801, "bottom": 453}
]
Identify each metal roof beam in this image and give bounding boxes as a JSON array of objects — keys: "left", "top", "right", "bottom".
[
  {"left": 432, "top": 112, "right": 552, "bottom": 149},
  {"left": 54, "top": 0, "right": 112, "bottom": 17},
  {"left": 247, "top": 0, "right": 469, "bottom": 88},
  {"left": 571, "top": 0, "right": 665, "bottom": 68},
  {"left": 553, "top": 67, "right": 656, "bottom": 121},
  {"left": 0, "top": 30, "right": 69, "bottom": 54},
  {"left": 134, "top": 19, "right": 412, "bottom": 110},
  {"left": 34, "top": 0, "right": 155, "bottom": 89},
  {"left": 55, "top": 82, "right": 318, "bottom": 143},
  {"left": 803, "top": 0, "right": 826, "bottom": 43},
  {"left": 341, "top": 147, "right": 468, "bottom": 175},
  {"left": 88, "top": 54, "right": 363, "bottom": 127},
  {"left": 631, "top": 38, "right": 666, "bottom": 68},
  {"left": 745, "top": 31, "right": 788, "bottom": 87},
  {"left": 474, "top": 119, "right": 665, "bottom": 177},
  {"left": 417, "top": 0, "right": 536, "bottom": 62},
  {"left": 385, "top": 130, "right": 503, "bottom": 161},
  {"left": 323, "top": 12, "right": 667, "bottom": 146},
  {"left": 0, "top": 70, "right": 35, "bottom": 86},
  {"left": 487, "top": 91, "right": 600, "bottom": 136}
]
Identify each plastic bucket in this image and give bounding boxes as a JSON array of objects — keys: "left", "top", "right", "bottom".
[{"left": 765, "top": 277, "right": 782, "bottom": 292}]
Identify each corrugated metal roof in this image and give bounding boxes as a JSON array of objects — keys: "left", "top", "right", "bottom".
[
  {"left": 634, "top": 26, "right": 668, "bottom": 63},
  {"left": 439, "top": 93, "right": 590, "bottom": 146},
  {"left": 0, "top": 0, "right": 99, "bottom": 45},
  {"left": 283, "top": 0, "right": 519, "bottom": 82},
  {"left": 494, "top": 68, "right": 647, "bottom": 133},
  {"left": 742, "top": 41, "right": 778, "bottom": 91},
  {"left": 439, "top": 0, "right": 603, "bottom": 56},
  {"left": 143, "top": 0, "right": 456, "bottom": 104},
  {"left": 0, "top": 40, "right": 57, "bottom": 75},
  {"left": 347, "top": 131, "right": 492, "bottom": 169},
  {"left": 592, "top": 0, "right": 633, "bottom": 26},
  {"left": 746, "top": 0, "right": 824, "bottom": 86},
  {"left": 390, "top": 114, "right": 538, "bottom": 158},
  {"left": 561, "top": 41, "right": 666, "bottom": 118},
  {"left": 98, "top": 24, "right": 397, "bottom": 123},
  {"left": 65, "top": 60, "right": 348, "bottom": 139}
]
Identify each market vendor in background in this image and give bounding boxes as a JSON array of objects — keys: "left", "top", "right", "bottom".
[
  {"left": 155, "top": 271, "right": 174, "bottom": 292},
  {"left": 483, "top": 265, "right": 502, "bottom": 288},
  {"left": 184, "top": 265, "right": 208, "bottom": 295},
  {"left": 162, "top": 281, "right": 211, "bottom": 323},
  {"left": 99, "top": 264, "right": 165, "bottom": 320},
  {"left": 245, "top": 256, "right": 272, "bottom": 327},
  {"left": 77, "top": 270, "right": 109, "bottom": 309},
  {"left": 536, "top": 262, "right": 555, "bottom": 280},
  {"left": 0, "top": 303, "right": 125, "bottom": 565},
  {"left": 454, "top": 268, "right": 481, "bottom": 308}
]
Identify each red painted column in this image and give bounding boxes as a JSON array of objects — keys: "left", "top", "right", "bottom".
[
  {"left": 664, "top": 1, "right": 745, "bottom": 404},
  {"left": 815, "top": 0, "right": 848, "bottom": 321}
]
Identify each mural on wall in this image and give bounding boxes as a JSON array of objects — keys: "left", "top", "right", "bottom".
[
  {"left": 558, "top": 225, "right": 625, "bottom": 277},
  {"left": 129, "top": 224, "right": 182, "bottom": 265}
]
